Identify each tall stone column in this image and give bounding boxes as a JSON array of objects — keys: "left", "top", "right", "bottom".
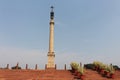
[{"left": 47, "top": 6, "right": 55, "bottom": 68}]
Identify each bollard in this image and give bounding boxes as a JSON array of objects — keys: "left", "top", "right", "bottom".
[
  {"left": 45, "top": 64, "right": 47, "bottom": 69},
  {"left": 26, "top": 64, "right": 28, "bottom": 70},
  {"left": 65, "top": 64, "right": 66, "bottom": 70},
  {"left": 16, "top": 62, "right": 19, "bottom": 69},
  {"left": 6, "top": 64, "right": 9, "bottom": 69},
  {"left": 55, "top": 64, "right": 57, "bottom": 70},
  {"left": 35, "top": 64, "right": 38, "bottom": 70},
  {"left": 80, "top": 62, "right": 82, "bottom": 67}
]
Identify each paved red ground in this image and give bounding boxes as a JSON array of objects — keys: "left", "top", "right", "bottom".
[
  {"left": 85, "top": 69, "right": 120, "bottom": 80},
  {"left": 0, "top": 69, "right": 119, "bottom": 80}
]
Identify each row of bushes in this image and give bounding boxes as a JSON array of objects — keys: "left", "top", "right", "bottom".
[
  {"left": 84, "top": 61, "right": 115, "bottom": 79},
  {"left": 84, "top": 63, "right": 120, "bottom": 70}
]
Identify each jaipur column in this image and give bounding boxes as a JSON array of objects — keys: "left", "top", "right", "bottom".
[{"left": 47, "top": 6, "right": 55, "bottom": 69}]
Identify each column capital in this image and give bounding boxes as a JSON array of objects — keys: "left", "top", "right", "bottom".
[{"left": 47, "top": 52, "right": 55, "bottom": 57}]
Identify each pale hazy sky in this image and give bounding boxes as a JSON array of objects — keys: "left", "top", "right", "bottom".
[{"left": 0, "top": 0, "right": 120, "bottom": 69}]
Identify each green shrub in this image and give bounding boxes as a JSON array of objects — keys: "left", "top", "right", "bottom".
[
  {"left": 11, "top": 66, "right": 21, "bottom": 69},
  {"left": 70, "top": 62, "right": 79, "bottom": 70},
  {"left": 84, "top": 64, "right": 94, "bottom": 69}
]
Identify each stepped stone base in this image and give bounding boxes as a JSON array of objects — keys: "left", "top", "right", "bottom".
[
  {"left": 0, "top": 69, "right": 120, "bottom": 80},
  {"left": 0, "top": 69, "right": 74, "bottom": 80}
]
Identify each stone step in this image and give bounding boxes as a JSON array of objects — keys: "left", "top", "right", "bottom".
[
  {"left": 0, "top": 69, "right": 120, "bottom": 80},
  {"left": 0, "top": 69, "right": 74, "bottom": 80}
]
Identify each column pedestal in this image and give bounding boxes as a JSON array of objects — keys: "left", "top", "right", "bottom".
[{"left": 47, "top": 52, "right": 55, "bottom": 68}]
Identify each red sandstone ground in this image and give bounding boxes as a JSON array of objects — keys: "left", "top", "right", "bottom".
[{"left": 0, "top": 69, "right": 120, "bottom": 80}]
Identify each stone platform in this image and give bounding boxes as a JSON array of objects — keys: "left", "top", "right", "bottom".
[{"left": 0, "top": 69, "right": 120, "bottom": 80}]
